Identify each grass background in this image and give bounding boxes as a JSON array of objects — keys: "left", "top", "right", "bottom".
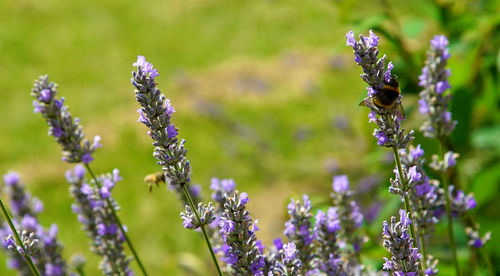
[{"left": 1, "top": 0, "right": 499, "bottom": 274}]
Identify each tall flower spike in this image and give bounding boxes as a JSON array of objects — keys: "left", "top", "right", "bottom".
[
  {"left": 284, "top": 195, "right": 314, "bottom": 272},
  {"left": 398, "top": 146, "right": 444, "bottom": 237},
  {"left": 418, "top": 35, "right": 456, "bottom": 139},
  {"left": 330, "top": 175, "right": 364, "bottom": 259},
  {"left": 31, "top": 75, "right": 101, "bottom": 164},
  {"left": 65, "top": 166, "right": 132, "bottom": 276},
  {"left": 346, "top": 30, "right": 414, "bottom": 149},
  {"left": 312, "top": 208, "right": 345, "bottom": 274},
  {"left": 382, "top": 210, "right": 421, "bottom": 274},
  {"left": 268, "top": 242, "right": 302, "bottom": 276},
  {"left": 219, "top": 191, "right": 265, "bottom": 275},
  {"left": 1, "top": 172, "right": 67, "bottom": 276},
  {"left": 131, "top": 56, "right": 222, "bottom": 275},
  {"left": 131, "top": 56, "right": 190, "bottom": 189}
]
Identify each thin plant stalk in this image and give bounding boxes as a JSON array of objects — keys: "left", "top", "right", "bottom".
[
  {"left": 84, "top": 164, "right": 148, "bottom": 276},
  {"left": 181, "top": 184, "right": 223, "bottom": 276},
  {"left": 419, "top": 235, "right": 427, "bottom": 272},
  {"left": 438, "top": 141, "right": 460, "bottom": 276},
  {"left": 392, "top": 146, "right": 423, "bottom": 273},
  {"left": 480, "top": 247, "right": 494, "bottom": 276},
  {"left": 0, "top": 198, "right": 41, "bottom": 276}
]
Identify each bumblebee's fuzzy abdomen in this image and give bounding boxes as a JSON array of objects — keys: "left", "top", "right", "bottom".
[{"left": 373, "top": 85, "right": 400, "bottom": 108}]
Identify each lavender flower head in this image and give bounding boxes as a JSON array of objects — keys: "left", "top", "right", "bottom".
[
  {"left": 219, "top": 191, "right": 265, "bottom": 275},
  {"left": 312, "top": 208, "right": 346, "bottom": 275},
  {"left": 330, "top": 175, "right": 364, "bottom": 256},
  {"left": 382, "top": 210, "right": 421, "bottom": 274},
  {"left": 448, "top": 185, "right": 476, "bottom": 217},
  {"left": 66, "top": 166, "right": 132, "bottom": 275},
  {"left": 131, "top": 56, "right": 190, "bottom": 185},
  {"left": 284, "top": 195, "right": 314, "bottom": 272},
  {"left": 465, "top": 227, "right": 491, "bottom": 248},
  {"left": 346, "top": 30, "right": 413, "bottom": 149},
  {"left": 398, "top": 146, "right": 443, "bottom": 236},
  {"left": 31, "top": 75, "right": 102, "bottom": 164},
  {"left": 1, "top": 172, "right": 67, "bottom": 276},
  {"left": 418, "top": 35, "right": 456, "bottom": 138},
  {"left": 268, "top": 242, "right": 302, "bottom": 276},
  {"left": 180, "top": 202, "right": 216, "bottom": 229}
]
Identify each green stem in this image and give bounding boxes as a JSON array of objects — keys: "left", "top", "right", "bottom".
[
  {"left": 420, "top": 235, "right": 428, "bottom": 272},
  {"left": 181, "top": 184, "right": 223, "bottom": 276},
  {"left": 84, "top": 164, "right": 148, "bottom": 276},
  {"left": 392, "top": 146, "right": 423, "bottom": 274},
  {"left": 438, "top": 140, "right": 461, "bottom": 276},
  {"left": 0, "top": 198, "right": 41, "bottom": 276},
  {"left": 480, "top": 247, "right": 494, "bottom": 276}
]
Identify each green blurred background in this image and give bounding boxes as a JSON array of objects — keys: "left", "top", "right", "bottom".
[{"left": 1, "top": 0, "right": 499, "bottom": 275}]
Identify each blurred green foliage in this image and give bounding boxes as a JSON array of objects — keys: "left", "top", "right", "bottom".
[{"left": 0, "top": 0, "right": 499, "bottom": 275}]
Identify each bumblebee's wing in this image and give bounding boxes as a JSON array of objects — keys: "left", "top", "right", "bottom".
[
  {"left": 359, "top": 100, "right": 366, "bottom": 107},
  {"left": 396, "top": 102, "right": 406, "bottom": 120}
]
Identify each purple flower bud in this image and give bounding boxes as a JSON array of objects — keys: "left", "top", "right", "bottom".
[
  {"left": 97, "top": 223, "right": 107, "bottom": 236},
  {"left": 39, "top": 89, "right": 52, "bottom": 102},
  {"left": 368, "top": 30, "right": 379, "bottom": 47},
  {"left": 274, "top": 238, "right": 284, "bottom": 250},
  {"left": 345, "top": 31, "right": 356, "bottom": 47},
  {"left": 240, "top": 192, "right": 249, "bottom": 205},
  {"left": 399, "top": 209, "right": 412, "bottom": 227},
  {"left": 283, "top": 242, "right": 297, "bottom": 262},
  {"left": 332, "top": 175, "right": 349, "bottom": 193},
  {"left": 166, "top": 124, "right": 178, "bottom": 139},
  {"left": 384, "top": 61, "right": 394, "bottom": 82},
  {"left": 408, "top": 166, "right": 422, "bottom": 182},
  {"left": 81, "top": 153, "right": 93, "bottom": 164},
  {"left": 466, "top": 195, "right": 477, "bottom": 210},
  {"left": 52, "top": 127, "right": 64, "bottom": 138},
  {"left": 410, "top": 144, "right": 424, "bottom": 159},
  {"left": 3, "top": 172, "right": 20, "bottom": 186},
  {"left": 374, "top": 130, "right": 389, "bottom": 146},
  {"left": 164, "top": 99, "right": 175, "bottom": 116},
  {"left": 92, "top": 135, "right": 102, "bottom": 149},
  {"left": 33, "top": 100, "right": 43, "bottom": 113},
  {"left": 435, "top": 81, "right": 451, "bottom": 94},
  {"left": 430, "top": 35, "right": 449, "bottom": 51},
  {"left": 368, "top": 111, "right": 377, "bottom": 123}
]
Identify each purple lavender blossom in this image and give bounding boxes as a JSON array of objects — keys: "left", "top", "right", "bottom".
[
  {"left": 398, "top": 146, "right": 443, "bottom": 237},
  {"left": 330, "top": 175, "right": 365, "bottom": 257},
  {"left": 448, "top": 186, "right": 477, "bottom": 217},
  {"left": 65, "top": 166, "right": 132, "bottom": 275},
  {"left": 31, "top": 76, "right": 101, "bottom": 164},
  {"left": 312, "top": 208, "right": 346, "bottom": 274},
  {"left": 465, "top": 227, "right": 490, "bottom": 248},
  {"left": 218, "top": 191, "right": 264, "bottom": 275},
  {"left": 180, "top": 202, "right": 216, "bottom": 229},
  {"left": 418, "top": 35, "right": 456, "bottom": 138},
  {"left": 347, "top": 30, "right": 414, "bottom": 149},
  {"left": 284, "top": 195, "right": 314, "bottom": 271},
  {"left": 1, "top": 172, "right": 67, "bottom": 276},
  {"left": 131, "top": 56, "right": 192, "bottom": 192},
  {"left": 382, "top": 210, "right": 421, "bottom": 274},
  {"left": 269, "top": 242, "right": 302, "bottom": 275}
]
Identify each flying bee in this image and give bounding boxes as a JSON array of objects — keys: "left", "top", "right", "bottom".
[
  {"left": 359, "top": 77, "right": 405, "bottom": 119},
  {"left": 144, "top": 172, "right": 165, "bottom": 193}
]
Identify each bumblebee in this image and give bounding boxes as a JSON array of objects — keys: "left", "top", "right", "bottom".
[
  {"left": 360, "top": 77, "right": 401, "bottom": 109},
  {"left": 144, "top": 172, "right": 166, "bottom": 192}
]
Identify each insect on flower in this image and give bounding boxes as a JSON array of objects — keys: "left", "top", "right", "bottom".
[{"left": 359, "top": 76, "right": 405, "bottom": 119}]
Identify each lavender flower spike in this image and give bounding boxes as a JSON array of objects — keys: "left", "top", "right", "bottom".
[
  {"left": 418, "top": 35, "right": 456, "bottom": 139},
  {"left": 219, "top": 191, "right": 265, "bottom": 275},
  {"left": 131, "top": 56, "right": 222, "bottom": 275},
  {"left": 131, "top": 56, "right": 189, "bottom": 189},
  {"left": 382, "top": 210, "right": 421, "bottom": 274},
  {"left": 31, "top": 76, "right": 101, "bottom": 164},
  {"left": 66, "top": 166, "right": 133, "bottom": 276},
  {"left": 1, "top": 172, "right": 67, "bottom": 276},
  {"left": 268, "top": 242, "right": 302, "bottom": 276},
  {"left": 284, "top": 195, "right": 314, "bottom": 272},
  {"left": 312, "top": 208, "right": 345, "bottom": 274},
  {"left": 346, "top": 30, "right": 414, "bottom": 149}
]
